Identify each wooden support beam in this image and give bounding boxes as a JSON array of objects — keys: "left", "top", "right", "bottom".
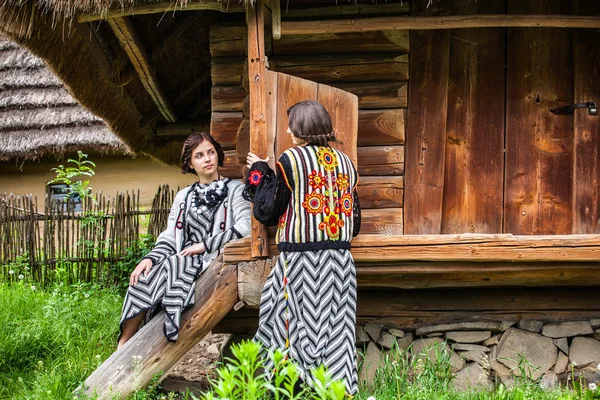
[
  {"left": 281, "top": 3, "right": 409, "bottom": 19},
  {"left": 108, "top": 17, "right": 177, "bottom": 123},
  {"left": 79, "top": 259, "right": 237, "bottom": 399},
  {"left": 78, "top": 0, "right": 245, "bottom": 22},
  {"left": 271, "top": 0, "right": 281, "bottom": 40},
  {"left": 281, "top": 15, "right": 600, "bottom": 35},
  {"left": 247, "top": 0, "right": 270, "bottom": 258},
  {"left": 155, "top": 119, "right": 210, "bottom": 137},
  {"left": 224, "top": 234, "right": 600, "bottom": 264}
]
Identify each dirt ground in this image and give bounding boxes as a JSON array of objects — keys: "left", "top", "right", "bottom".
[{"left": 166, "top": 332, "right": 228, "bottom": 384}]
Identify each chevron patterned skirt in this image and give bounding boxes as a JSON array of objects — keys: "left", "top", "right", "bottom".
[
  {"left": 255, "top": 249, "right": 358, "bottom": 395},
  {"left": 119, "top": 253, "right": 202, "bottom": 342}
]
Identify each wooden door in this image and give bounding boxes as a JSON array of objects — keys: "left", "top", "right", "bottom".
[{"left": 264, "top": 70, "right": 358, "bottom": 166}]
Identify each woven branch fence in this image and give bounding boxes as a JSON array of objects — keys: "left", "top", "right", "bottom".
[{"left": 0, "top": 184, "right": 175, "bottom": 285}]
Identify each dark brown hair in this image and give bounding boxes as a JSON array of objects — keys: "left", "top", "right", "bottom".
[
  {"left": 287, "top": 100, "right": 337, "bottom": 147},
  {"left": 180, "top": 132, "right": 224, "bottom": 175}
]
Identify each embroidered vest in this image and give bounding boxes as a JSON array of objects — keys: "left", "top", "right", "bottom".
[{"left": 276, "top": 145, "right": 358, "bottom": 247}]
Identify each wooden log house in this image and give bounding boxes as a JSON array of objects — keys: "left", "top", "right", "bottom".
[{"left": 2, "top": 0, "right": 600, "bottom": 396}]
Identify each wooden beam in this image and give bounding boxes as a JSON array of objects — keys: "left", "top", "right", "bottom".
[
  {"left": 108, "top": 17, "right": 177, "bottom": 123},
  {"left": 281, "top": 15, "right": 600, "bottom": 35},
  {"left": 281, "top": 2, "right": 409, "bottom": 19},
  {"left": 224, "top": 234, "right": 600, "bottom": 264},
  {"left": 80, "top": 259, "right": 237, "bottom": 399},
  {"left": 78, "top": 0, "right": 245, "bottom": 22},
  {"left": 155, "top": 119, "right": 210, "bottom": 137},
  {"left": 247, "top": 0, "right": 270, "bottom": 258},
  {"left": 271, "top": 0, "right": 281, "bottom": 40}
]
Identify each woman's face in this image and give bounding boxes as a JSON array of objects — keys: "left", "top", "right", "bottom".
[
  {"left": 287, "top": 126, "right": 305, "bottom": 145},
  {"left": 189, "top": 140, "right": 219, "bottom": 181}
]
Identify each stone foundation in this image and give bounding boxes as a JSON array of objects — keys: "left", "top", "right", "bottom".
[{"left": 357, "top": 319, "right": 600, "bottom": 391}]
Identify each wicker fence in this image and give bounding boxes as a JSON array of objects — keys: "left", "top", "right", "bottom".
[{"left": 0, "top": 184, "right": 175, "bottom": 284}]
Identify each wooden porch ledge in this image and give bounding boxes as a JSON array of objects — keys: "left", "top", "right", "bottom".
[{"left": 224, "top": 234, "right": 600, "bottom": 264}]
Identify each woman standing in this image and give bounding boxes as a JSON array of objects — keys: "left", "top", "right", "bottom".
[
  {"left": 118, "top": 132, "right": 251, "bottom": 347},
  {"left": 244, "top": 100, "right": 361, "bottom": 395}
]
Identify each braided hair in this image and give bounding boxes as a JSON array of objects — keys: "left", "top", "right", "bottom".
[
  {"left": 180, "top": 132, "right": 224, "bottom": 174},
  {"left": 287, "top": 100, "right": 338, "bottom": 147}
]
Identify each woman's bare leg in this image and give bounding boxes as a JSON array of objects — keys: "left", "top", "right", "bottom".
[{"left": 117, "top": 312, "right": 146, "bottom": 349}]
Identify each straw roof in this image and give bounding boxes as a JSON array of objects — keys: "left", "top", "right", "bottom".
[{"left": 0, "top": 37, "right": 129, "bottom": 161}]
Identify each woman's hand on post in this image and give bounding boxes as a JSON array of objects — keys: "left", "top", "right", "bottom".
[
  {"left": 130, "top": 258, "right": 153, "bottom": 286},
  {"left": 246, "top": 152, "right": 270, "bottom": 169},
  {"left": 179, "top": 242, "right": 206, "bottom": 256}
]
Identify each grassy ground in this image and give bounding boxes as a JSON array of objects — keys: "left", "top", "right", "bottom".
[
  {"left": 0, "top": 282, "right": 122, "bottom": 400},
  {"left": 1, "top": 282, "right": 599, "bottom": 400}
]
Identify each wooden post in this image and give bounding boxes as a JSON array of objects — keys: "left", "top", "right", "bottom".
[
  {"left": 79, "top": 259, "right": 237, "bottom": 399},
  {"left": 247, "top": 0, "right": 270, "bottom": 258}
]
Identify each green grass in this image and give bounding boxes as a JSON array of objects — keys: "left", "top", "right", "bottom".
[
  {"left": 0, "top": 281, "right": 122, "bottom": 400},
  {"left": 2, "top": 281, "right": 600, "bottom": 400}
]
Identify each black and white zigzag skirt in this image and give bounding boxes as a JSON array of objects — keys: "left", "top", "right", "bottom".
[
  {"left": 119, "top": 250, "right": 202, "bottom": 342},
  {"left": 255, "top": 249, "right": 358, "bottom": 395}
]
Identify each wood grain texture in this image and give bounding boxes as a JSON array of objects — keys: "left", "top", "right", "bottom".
[
  {"left": 238, "top": 256, "right": 278, "bottom": 308},
  {"left": 270, "top": 54, "right": 409, "bottom": 83},
  {"left": 357, "top": 146, "right": 404, "bottom": 176},
  {"left": 210, "top": 24, "right": 247, "bottom": 57},
  {"left": 358, "top": 109, "right": 405, "bottom": 146},
  {"left": 317, "top": 83, "right": 359, "bottom": 166},
  {"left": 272, "top": 30, "right": 409, "bottom": 55},
  {"left": 81, "top": 260, "right": 237, "bottom": 399},
  {"left": 211, "top": 86, "right": 246, "bottom": 112},
  {"left": 211, "top": 57, "right": 244, "bottom": 86},
  {"left": 108, "top": 17, "right": 176, "bottom": 122},
  {"left": 404, "top": 29, "right": 449, "bottom": 234},
  {"left": 505, "top": 0, "right": 573, "bottom": 234},
  {"left": 281, "top": 15, "right": 600, "bottom": 35},
  {"left": 357, "top": 176, "right": 403, "bottom": 209},
  {"left": 333, "top": 82, "right": 407, "bottom": 109},
  {"left": 247, "top": 0, "right": 270, "bottom": 258},
  {"left": 572, "top": 0, "right": 600, "bottom": 233},
  {"left": 441, "top": 0, "right": 505, "bottom": 234},
  {"left": 224, "top": 234, "right": 600, "bottom": 264},
  {"left": 209, "top": 112, "right": 242, "bottom": 150}
]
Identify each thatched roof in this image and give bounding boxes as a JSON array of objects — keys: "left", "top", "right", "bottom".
[{"left": 0, "top": 37, "right": 129, "bottom": 161}]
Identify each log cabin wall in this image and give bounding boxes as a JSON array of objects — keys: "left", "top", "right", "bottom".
[
  {"left": 405, "top": 0, "right": 600, "bottom": 235},
  {"left": 210, "top": 2, "right": 409, "bottom": 235}
]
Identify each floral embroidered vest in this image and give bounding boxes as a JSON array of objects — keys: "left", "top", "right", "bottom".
[{"left": 276, "top": 145, "right": 358, "bottom": 247}]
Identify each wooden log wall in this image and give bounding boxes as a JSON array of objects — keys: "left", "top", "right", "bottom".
[
  {"left": 209, "top": 5, "right": 410, "bottom": 235},
  {"left": 404, "top": 0, "right": 600, "bottom": 235}
]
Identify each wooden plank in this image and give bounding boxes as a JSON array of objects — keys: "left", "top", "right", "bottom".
[
  {"left": 356, "top": 262, "right": 600, "bottom": 289},
  {"left": 211, "top": 86, "right": 246, "bottom": 112},
  {"left": 247, "top": 0, "right": 270, "bottom": 258},
  {"left": 81, "top": 261, "right": 237, "bottom": 399},
  {"left": 360, "top": 208, "right": 403, "bottom": 235},
  {"left": 281, "top": 2, "right": 409, "bottom": 19},
  {"left": 275, "top": 73, "right": 318, "bottom": 156},
  {"left": 281, "top": 15, "right": 600, "bottom": 35},
  {"left": 78, "top": 0, "right": 245, "bottom": 22},
  {"left": 317, "top": 83, "right": 359, "bottom": 166},
  {"left": 357, "top": 146, "right": 404, "bottom": 176},
  {"left": 272, "top": 30, "right": 409, "bottom": 55},
  {"left": 210, "top": 112, "right": 242, "bottom": 150},
  {"left": 155, "top": 119, "right": 211, "bottom": 137},
  {"left": 221, "top": 150, "right": 244, "bottom": 179},
  {"left": 107, "top": 17, "right": 177, "bottom": 123},
  {"left": 236, "top": 119, "right": 251, "bottom": 162},
  {"left": 572, "top": 1, "right": 600, "bottom": 233},
  {"left": 505, "top": 0, "right": 573, "bottom": 234},
  {"left": 210, "top": 24, "right": 247, "bottom": 57},
  {"left": 271, "top": 0, "right": 282, "bottom": 40},
  {"left": 238, "top": 256, "right": 278, "bottom": 308},
  {"left": 358, "top": 109, "right": 405, "bottom": 146},
  {"left": 270, "top": 54, "right": 409, "bottom": 83},
  {"left": 357, "top": 287, "right": 600, "bottom": 316},
  {"left": 263, "top": 70, "right": 278, "bottom": 169},
  {"left": 404, "top": 29, "right": 450, "bottom": 234},
  {"left": 357, "top": 176, "right": 403, "bottom": 209},
  {"left": 333, "top": 82, "right": 407, "bottom": 109},
  {"left": 224, "top": 233, "right": 600, "bottom": 264},
  {"left": 211, "top": 58, "right": 245, "bottom": 86},
  {"left": 441, "top": 0, "right": 505, "bottom": 234}
]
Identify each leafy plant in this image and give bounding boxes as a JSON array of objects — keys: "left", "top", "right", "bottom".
[{"left": 48, "top": 151, "right": 96, "bottom": 203}]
